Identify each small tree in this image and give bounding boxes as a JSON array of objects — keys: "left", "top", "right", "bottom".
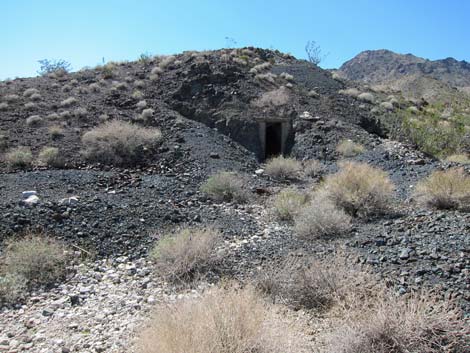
[
  {"left": 305, "top": 40, "right": 325, "bottom": 65},
  {"left": 37, "top": 59, "right": 72, "bottom": 76}
]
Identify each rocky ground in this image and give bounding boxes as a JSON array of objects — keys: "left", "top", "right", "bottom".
[{"left": 1, "top": 48, "right": 469, "bottom": 352}]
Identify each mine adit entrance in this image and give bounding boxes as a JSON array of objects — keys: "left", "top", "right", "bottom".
[{"left": 258, "top": 120, "right": 293, "bottom": 160}]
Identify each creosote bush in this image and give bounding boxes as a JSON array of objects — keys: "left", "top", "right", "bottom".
[
  {"left": 136, "top": 285, "right": 290, "bottom": 353},
  {"left": 38, "top": 147, "right": 64, "bottom": 167},
  {"left": 151, "top": 227, "right": 220, "bottom": 281},
  {"left": 81, "top": 120, "right": 162, "bottom": 166},
  {"left": 200, "top": 171, "right": 249, "bottom": 203},
  {"left": 270, "top": 187, "right": 308, "bottom": 222},
  {"left": 336, "top": 139, "right": 365, "bottom": 157},
  {"left": 1, "top": 235, "right": 68, "bottom": 287},
  {"left": 264, "top": 156, "right": 301, "bottom": 180},
  {"left": 322, "top": 161, "right": 395, "bottom": 217},
  {"left": 414, "top": 168, "right": 470, "bottom": 210},
  {"left": 294, "top": 193, "right": 352, "bottom": 238},
  {"left": 5, "top": 146, "right": 33, "bottom": 168}
]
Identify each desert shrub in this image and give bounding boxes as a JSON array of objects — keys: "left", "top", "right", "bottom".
[
  {"left": 0, "top": 102, "right": 8, "bottom": 110},
  {"left": 136, "top": 100, "right": 147, "bottom": 110},
  {"left": 4, "top": 94, "right": 20, "bottom": 102},
  {"left": 414, "top": 168, "right": 470, "bottom": 210},
  {"left": 150, "top": 66, "right": 163, "bottom": 76},
  {"left": 308, "top": 89, "right": 319, "bottom": 98},
  {"left": 136, "top": 285, "right": 288, "bottom": 353},
  {"left": 111, "top": 81, "right": 128, "bottom": 91},
  {"left": 30, "top": 93, "right": 42, "bottom": 101},
  {"left": 201, "top": 171, "right": 249, "bottom": 203},
  {"left": 303, "top": 159, "right": 324, "bottom": 177},
  {"left": 0, "top": 273, "right": 26, "bottom": 305},
  {"left": 264, "top": 156, "right": 301, "bottom": 180},
  {"left": 151, "top": 227, "right": 219, "bottom": 281},
  {"left": 59, "top": 110, "right": 71, "bottom": 119},
  {"left": 257, "top": 256, "right": 368, "bottom": 310},
  {"left": 358, "top": 92, "right": 375, "bottom": 103},
  {"left": 132, "top": 90, "right": 144, "bottom": 99},
  {"left": 5, "top": 146, "right": 33, "bottom": 168},
  {"left": 294, "top": 194, "right": 352, "bottom": 238},
  {"left": 254, "top": 72, "right": 277, "bottom": 84},
  {"left": 336, "top": 139, "right": 365, "bottom": 157},
  {"left": 270, "top": 187, "right": 308, "bottom": 222},
  {"left": 23, "top": 88, "right": 39, "bottom": 98},
  {"left": 134, "top": 80, "right": 145, "bottom": 89},
  {"left": 73, "top": 107, "right": 87, "bottom": 119},
  {"left": 60, "top": 97, "right": 77, "bottom": 107},
  {"left": 77, "top": 86, "right": 89, "bottom": 94},
  {"left": 380, "top": 101, "right": 394, "bottom": 111},
  {"left": 279, "top": 72, "right": 294, "bottom": 81},
  {"left": 24, "top": 102, "right": 37, "bottom": 111},
  {"left": 26, "top": 115, "right": 43, "bottom": 127},
  {"left": 89, "top": 83, "right": 100, "bottom": 92},
  {"left": 323, "top": 293, "right": 470, "bottom": 353},
  {"left": 446, "top": 154, "right": 470, "bottom": 164},
  {"left": 81, "top": 120, "right": 162, "bottom": 166},
  {"left": 249, "top": 62, "right": 271, "bottom": 74},
  {"left": 61, "top": 84, "right": 72, "bottom": 93},
  {"left": 37, "top": 59, "right": 71, "bottom": 76},
  {"left": 2, "top": 235, "right": 68, "bottom": 287},
  {"left": 0, "top": 134, "right": 8, "bottom": 151},
  {"left": 158, "top": 55, "right": 176, "bottom": 69},
  {"left": 38, "top": 147, "right": 64, "bottom": 167},
  {"left": 139, "top": 108, "right": 154, "bottom": 121},
  {"left": 252, "top": 87, "right": 289, "bottom": 108},
  {"left": 339, "top": 88, "right": 360, "bottom": 98},
  {"left": 322, "top": 162, "right": 395, "bottom": 217},
  {"left": 49, "top": 125, "right": 64, "bottom": 139},
  {"left": 46, "top": 112, "right": 60, "bottom": 120}
]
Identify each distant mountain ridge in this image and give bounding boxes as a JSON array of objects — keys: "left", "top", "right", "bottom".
[{"left": 338, "top": 49, "right": 470, "bottom": 89}]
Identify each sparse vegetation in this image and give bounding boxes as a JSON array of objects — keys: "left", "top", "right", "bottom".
[
  {"left": 270, "top": 187, "right": 308, "bottom": 222},
  {"left": 264, "top": 156, "right": 301, "bottom": 180},
  {"left": 446, "top": 153, "right": 470, "bottom": 164},
  {"left": 303, "top": 159, "right": 324, "bottom": 177},
  {"left": 358, "top": 92, "right": 375, "bottom": 103},
  {"left": 151, "top": 227, "right": 220, "bottom": 281},
  {"left": 81, "top": 120, "right": 162, "bottom": 166},
  {"left": 23, "top": 88, "right": 39, "bottom": 98},
  {"left": 5, "top": 146, "right": 33, "bottom": 168},
  {"left": 60, "top": 97, "right": 77, "bottom": 107},
  {"left": 0, "top": 273, "right": 26, "bottom": 305},
  {"left": 26, "top": 115, "right": 43, "bottom": 126},
  {"left": 139, "top": 108, "right": 154, "bottom": 121},
  {"left": 200, "top": 171, "right": 249, "bottom": 203},
  {"left": 323, "top": 292, "right": 470, "bottom": 353},
  {"left": 49, "top": 125, "right": 64, "bottom": 139},
  {"left": 1, "top": 235, "right": 68, "bottom": 287},
  {"left": 37, "top": 59, "right": 71, "bottom": 76},
  {"left": 0, "top": 102, "right": 8, "bottom": 111},
  {"left": 336, "top": 139, "right": 365, "bottom": 157},
  {"left": 24, "top": 102, "right": 37, "bottom": 111},
  {"left": 38, "top": 147, "right": 64, "bottom": 167},
  {"left": 294, "top": 194, "right": 352, "bottom": 238},
  {"left": 252, "top": 87, "right": 290, "bottom": 108},
  {"left": 321, "top": 161, "right": 395, "bottom": 216},
  {"left": 414, "top": 168, "right": 470, "bottom": 210},
  {"left": 73, "top": 107, "right": 87, "bottom": 119},
  {"left": 4, "top": 94, "right": 20, "bottom": 102},
  {"left": 136, "top": 285, "right": 288, "bottom": 353}
]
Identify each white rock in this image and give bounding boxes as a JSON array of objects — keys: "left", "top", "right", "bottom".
[
  {"left": 22, "top": 190, "right": 37, "bottom": 199},
  {"left": 255, "top": 169, "right": 264, "bottom": 175},
  {"left": 23, "top": 195, "right": 39, "bottom": 205}
]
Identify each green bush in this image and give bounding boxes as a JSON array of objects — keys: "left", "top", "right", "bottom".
[
  {"left": 5, "top": 146, "right": 33, "bottom": 168},
  {"left": 270, "top": 187, "right": 308, "bottom": 222},
  {"left": 38, "top": 147, "right": 64, "bottom": 167}
]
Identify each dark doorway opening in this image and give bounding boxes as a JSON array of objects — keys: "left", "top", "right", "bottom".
[{"left": 265, "top": 122, "right": 283, "bottom": 159}]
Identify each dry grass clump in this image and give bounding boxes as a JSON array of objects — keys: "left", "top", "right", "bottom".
[
  {"left": 134, "top": 80, "right": 146, "bottom": 89},
  {"left": 252, "top": 86, "right": 289, "bottom": 108},
  {"left": 30, "top": 92, "right": 42, "bottom": 101},
  {"left": 322, "top": 161, "right": 395, "bottom": 217},
  {"left": 73, "top": 107, "right": 87, "bottom": 119},
  {"left": 23, "top": 88, "right": 39, "bottom": 97},
  {"left": 81, "top": 120, "right": 162, "bottom": 166},
  {"left": 4, "top": 94, "right": 20, "bottom": 102},
  {"left": 132, "top": 90, "right": 144, "bottom": 99},
  {"left": 89, "top": 83, "right": 100, "bottom": 92},
  {"left": 414, "top": 168, "right": 470, "bottom": 210},
  {"left": 0, "top": 102, "right": 8, "bottom": 110},
  {"left": 139, "top": 108, "right": 154, "bottom": 121},
  {"left": 136, "top": 100, "right": 147, "bottom": 110},
  {"left": 111, "top": 81, "right": 128, "bottom": 91},
  {"left": 5, "top": 146, "right": 33, "bottom": 168},
  {"left": 380, "top": 101, "right": 394, "bottom": 111},
  {"left": 1, "top": 235, "right": 68, "bottom": 287},
  {"left": 60, "top": 97, "right": 77, "bottom": 107},
  {"left": 279, "top": 72, "right": 294, "bottom": 81},
  {"left": 445, "top": 154, "right": 470, "bottom": 165},
  {"left": 339, "top": 88, "right": 360, "bottom": 97},
  {"left": 0, "top": 273, "right": 26, "bottom": 305},
  {"left": 358, "top": 92, "right": 375, "bottom": 103},
  {"left": 264, "top": 156, "right": 301, "bottom": 180},
  {"left": 323, "top": 292, "right": 470, "bottom": 353},
  {"left": 294, "top": 193, "right": 352, "bottom": 238},
  {"left": 26, "top": 115, "right": 43, "bottom": 127},
  {"left": 158, "top": 55, "right": 176, "bottom": 69},
  {"left": 0, "top": 134, "right": 8, "bottom": 151},
  {"left": 200, "top": 171, "right": 249, "bottom": 203},
  {"left": 257, "top": 255, "right": 371, "bottom": 311},
  {"left": 249, "top": 62, "right": 271, "bottom": 74},
  {"left": 270, "top": 187, "right": 308, "bottom": 222},
  {"left": 38, "top": 147, "right": 64, "bottom": 167},
  {"left": 24, "top": 102, "right": 37, "bottom": 111},
  {"left": 136, "top": 285, "right": 289, "bottom": 353},
  {"left": 336, "top": 139, "right": 365, "bottom": 157},
  {"left": 150, "top": 227, "right": 220, "bottom": 282},
  {"left": 303, "top": 159, "right": 324, "bottom": 177},
  {"left": 49, "top": 125, "right": 64, "bottom": 139}
]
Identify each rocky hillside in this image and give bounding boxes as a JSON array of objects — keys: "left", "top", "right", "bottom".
[
  {"left": 0, "top": 48, "right": 469, "bottom": 352},
  {"left": 338, "top": 49, "right": 470, "bottom": 89}
]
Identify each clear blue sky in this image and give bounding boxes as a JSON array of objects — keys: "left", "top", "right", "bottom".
[{"left": 2, "top": 0, "right": 469, "bottom": 79}]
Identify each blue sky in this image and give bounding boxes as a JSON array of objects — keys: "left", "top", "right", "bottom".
[{"left": 2, "top": 0, "right": 469, "bottom": 79}]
